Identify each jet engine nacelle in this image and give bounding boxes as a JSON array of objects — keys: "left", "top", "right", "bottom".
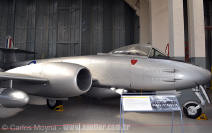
[
  {"left": 40, "top": 62, "right": 92, "bottom": 97},
  {"left": 7, "top": 62, "right": 92, "bottom": 98},
  {"left": 0, "top": 89, "right": 29, "bottom": 108}
]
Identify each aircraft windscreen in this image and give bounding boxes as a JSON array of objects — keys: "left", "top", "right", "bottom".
[{"left": 110, "top": 44, "right": 151, "bottom": 56}]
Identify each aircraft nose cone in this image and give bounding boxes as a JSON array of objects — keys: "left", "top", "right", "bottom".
[
  {"left": 196, "top": 67, "right": 211, "bottom": 85},
  {"left": 174, "top": 63, "right": 211, "bottom": 89},
  {"left": 188, "top": 66, "right": 211, "bottom": 85}
]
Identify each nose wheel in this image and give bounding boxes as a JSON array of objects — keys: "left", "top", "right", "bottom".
[
  {"left": 183, "top": 102, "right": 202, "bottom": 119},
  {"left": 183, "top": 85, "right": 210, "bottom": 119}
]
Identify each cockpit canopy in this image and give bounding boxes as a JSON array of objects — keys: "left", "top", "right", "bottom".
[{"left": 109, "top": 44, "right": 168, "bottom": 58}]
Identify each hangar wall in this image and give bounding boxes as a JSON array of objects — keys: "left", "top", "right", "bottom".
[
  {"left": 131, "top": 0, "right": 170, "bottom": 52},
  {"left": 204, "top": 0, "right": 212, "bottom": 69},
  {"left": 0, "top": 0, "right": 139, "bottom": 60},
  {"left": 134, "top": 0, "right": 206, "bottom": 68},
  {"left": 150, "top": 0, "right": 169, "bottom": 52}
]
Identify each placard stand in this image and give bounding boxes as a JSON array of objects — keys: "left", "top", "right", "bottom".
[{"left": 120, "top": 93, "right": 184, "bottom": 133}]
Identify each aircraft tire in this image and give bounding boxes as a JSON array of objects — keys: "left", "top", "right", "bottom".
[
  {"left": 183, "top": 102, "right": 202, "bottom": 119},
  {"left": 47, "top": 99, "right": 63, "bottom": 110}
]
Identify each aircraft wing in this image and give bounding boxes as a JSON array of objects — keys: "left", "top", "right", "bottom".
[{"left": 0, "top": 72, "right": 48, "bottom": 83}]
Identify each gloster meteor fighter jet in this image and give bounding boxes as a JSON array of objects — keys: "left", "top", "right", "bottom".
[{"left": 0, "top": 44, "right": 211, "bottom": 119}]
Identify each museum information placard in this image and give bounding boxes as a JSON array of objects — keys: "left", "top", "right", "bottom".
[{"left": 122, "top": 95, "right": 181, "bottom": 112}]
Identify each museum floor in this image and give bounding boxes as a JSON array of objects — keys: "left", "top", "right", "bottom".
[{"left": 0, "top": 90, "right": 212, "bottom": 133}]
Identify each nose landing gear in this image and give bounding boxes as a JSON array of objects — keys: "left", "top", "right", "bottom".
[
  {"left": 183, "top": 85, "right": 210, "bottom": 119},
  {"left": 183, "top": 101, "right": 202, "bottom": 119}
]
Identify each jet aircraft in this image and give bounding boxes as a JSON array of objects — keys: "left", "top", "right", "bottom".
[{"left": 0, "top": 44, "right": 211, "bottom": 119}]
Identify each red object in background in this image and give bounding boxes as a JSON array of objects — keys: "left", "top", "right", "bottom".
[
  {"left": 165, "top": 43, "right": 170, "bottom": 56},
  {"left": 6, "top": 36, "right": 14, "bottom": 48},
  {"left": 205, "top": 26, "right": 212, "bottom": 30},
  {"left": 131, "top": 59, "right": 138, "bottom": 65},
  {"left": 165, "top": 42, "right": 189, "bottom": 62},
  {"left": 185, "top": 41, "right": 189, "bottom": 62}
]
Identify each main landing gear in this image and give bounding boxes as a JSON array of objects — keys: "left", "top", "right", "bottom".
[{"left": 47, "top": 99, "right": 64, "bottom": 111}]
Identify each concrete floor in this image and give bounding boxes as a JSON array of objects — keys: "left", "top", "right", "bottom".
[{"left": 0, "top": 90, "right": 212, "bottom": 133}]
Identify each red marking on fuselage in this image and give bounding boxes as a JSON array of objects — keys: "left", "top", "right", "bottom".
[{"left": 131, "top": 59, "right": 138, "bottom": 65}]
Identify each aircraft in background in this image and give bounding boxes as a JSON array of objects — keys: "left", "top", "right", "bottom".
[{"left": 0, "top": 42, "right": 211, "bottom": 119}]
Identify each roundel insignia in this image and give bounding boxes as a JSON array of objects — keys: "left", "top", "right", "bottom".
[
  {"left": 131, "top": 59, "right": 137, "bottom": 65},
  {"left": 28, "top": 60, "right": 37, "bottom": 65}
]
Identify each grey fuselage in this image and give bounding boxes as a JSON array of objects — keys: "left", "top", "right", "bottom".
[{"left": 13, "top": 54, "right": 211, "bottom": 92}]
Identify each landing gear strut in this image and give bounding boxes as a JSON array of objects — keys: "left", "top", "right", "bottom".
[{"left": 183, "top": 85, "right": 211, "bottom": 119}]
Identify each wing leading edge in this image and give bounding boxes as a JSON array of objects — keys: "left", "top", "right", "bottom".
[{"left": 0, "top": 72, "right": 48, "bottom": 83}]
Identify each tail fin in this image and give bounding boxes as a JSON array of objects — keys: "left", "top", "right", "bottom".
[{"left": 0, "top": 36, "right": 35, "bottom": 70}]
